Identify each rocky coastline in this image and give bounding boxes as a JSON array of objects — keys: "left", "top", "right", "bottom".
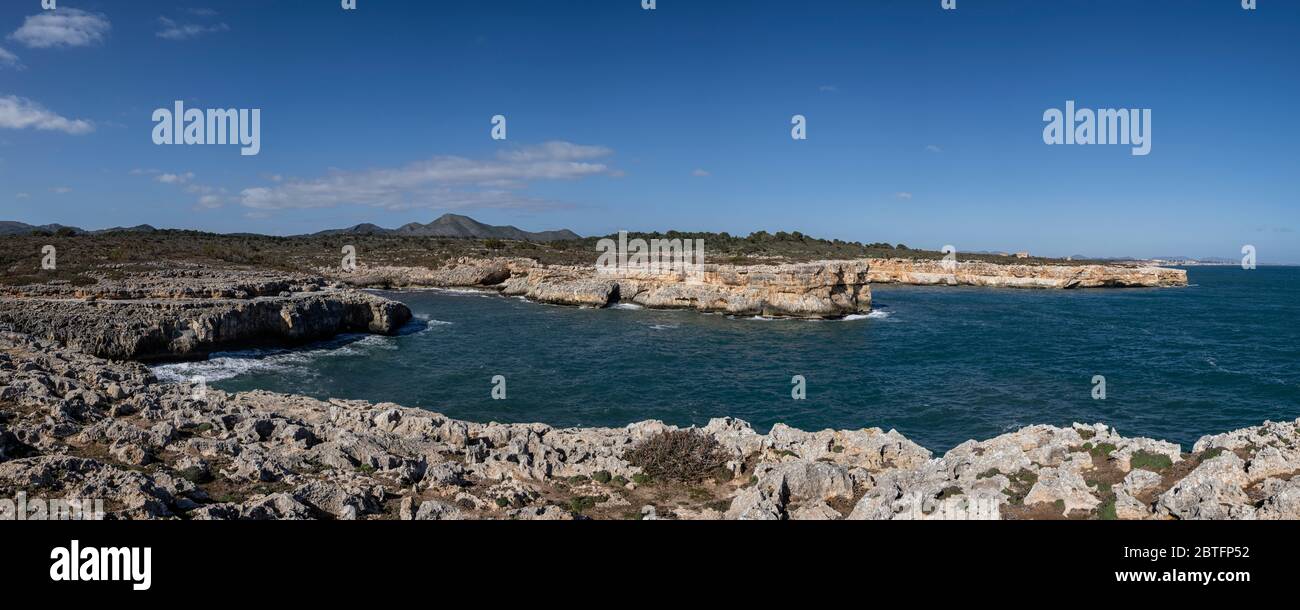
[
  {"left": 868, "top": 258, "right": 1187, "bottom": 288},
  {"left": 1, "top": 330, "right": 1295, "bottom": 520},
  {"left": 0, "top": 267, "right": 411, "bottom": 361},
  {"left": 1, "top": 257, "right": 1243, "bottom": 521},
  {"left": 325, "top": 256, "right": 1185, "bottom": 319}
]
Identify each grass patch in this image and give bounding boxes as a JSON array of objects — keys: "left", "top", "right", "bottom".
[
  {"left": 1197, "top": 447, "right": 1226, "bottom": 463},
  {"left": 1129, "top": 450, "right": 1173, "bottom": 472},
  {"left": 1089, "top": 443, "right": 1118, "bottom": 458}
]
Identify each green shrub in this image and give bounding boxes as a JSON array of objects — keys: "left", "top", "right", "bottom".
[
  {"left": 568, "top": 495, "right": 607, "bottom": 513},
  {"left": 591, "top": 470, "right": 612, "bottom": 484},
  {"left": 1129, "top": 450, "right": 1173, "bottom": 472}
]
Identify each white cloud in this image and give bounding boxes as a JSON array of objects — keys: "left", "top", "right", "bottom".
[
  {"left": 15, "top": 192, "right": 30, "bottom": 199},
  {"left": 925, "top": 144, "right": 943, "bottom": 153},
  {"left": 137, "top": 170, "right": 229, "bottom": 209},
  {"left": 0, "top": 46, "right": 21, "bottom": 69},
  {"left": 691, "top": 168, "right": 710, "bottom": 177},
  {"left": 50, "top": 186, "right": 72, "bottom": 194},
  {"left": 239, "top": 141, "right": 616, "bottom": 212},
  {"left": 156, "top": 16, "right": 229, "bottom": 41},
  {"left": 818, "top": 85, "right": 839, "bottom": 93},
  {"left": 9, "top": 8, "right": 110, "bottom": 49},
  {"left": 196, "top": 194, "right": 224, "bottom": 209},
  {"left": 155, "top": 172, "right": 195, "bottom": 184},
  {"left": 895, "top": 192, "right": 913, "bottom": 200},
  {"left": 0, "top": 96, "right": 94, "bottom": 134}
]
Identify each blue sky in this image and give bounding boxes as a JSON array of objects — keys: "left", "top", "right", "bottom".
[{"left": 1, "top": 0, "right": 1296, "bottom": 261}]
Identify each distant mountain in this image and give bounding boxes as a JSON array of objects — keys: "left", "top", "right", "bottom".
[
  {"left": 95, "top": 224, "right": 158, "bottom": 234},
  {"left": 312, "top": 223, "right": 390, "bottom": 237},
  {"left": 0, "top": 221, "right": 160, "bottom": 236},
  {"left": 312, "top": 214, "right": 581, "bottom": 242},
  {"left": 0, "top": 221, "right": 84, "bottom": 235}
]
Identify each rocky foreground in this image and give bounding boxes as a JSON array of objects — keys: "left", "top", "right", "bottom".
[
  {"left": 2, "top": 331, "right": 1295, "bottom": 520},
  {"left": 0, "top": 265, "right": 411, "bottom": 361}
]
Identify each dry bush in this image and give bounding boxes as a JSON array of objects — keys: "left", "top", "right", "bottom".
[{"left": 623, "top": 429, "right": 729, "bottom": 483}]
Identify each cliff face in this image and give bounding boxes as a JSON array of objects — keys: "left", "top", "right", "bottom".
[
  {"left": 332, "top": 258, "right": 873, "bottom": 318},
  {"left": 867, "top": 259, "right": 1187, "bottom": 288},
  {"left": 2, "top": 331, "right": 1295, "bottom": 521},
  {"left": 328, "top": 256, "right": 1185, "bottom": 319},
  {"left": 0, "top": 269, "right": 411, "bottom": 361}
]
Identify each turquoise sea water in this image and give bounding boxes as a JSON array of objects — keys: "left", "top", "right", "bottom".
[{"left": 154, "top": 267, "right": 1300, "bottom": 453}]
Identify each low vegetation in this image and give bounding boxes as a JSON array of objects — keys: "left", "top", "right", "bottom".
[{"left": 622, "top": 429, "right": 730, "bottom": 483}]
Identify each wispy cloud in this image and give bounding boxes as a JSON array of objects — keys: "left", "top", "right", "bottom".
[
  {"left": 818, "top": 85, "right": 839, "bottom": 93},
  {"left": 136, "top": 169, "right": 230, "bottom": 209},
  {"left": 239, "top": 141, "right": 616, "bottom": 212},
  {"left": 9, "top": 8, "right": 111, "bottom": 49},
  {"left": 156, "top": 16, "right": 229, "bottom": 41},
  {"left": 0, "top": 46, "right": 21, "bottom": 70},
  {"left": 50, "top": 186, "right": 72, "bottom": 194},
  {"left": 0, "top": 96, "right": 94, "bottom": 134},
  {"left": 15, "top": 192, "right": 29, "bottom": 199},
  {"left": 155, "top": 172, "right": 195, "bottom": 184},
  {"left": 925, "top": 144, "right": 943, "bottom": 153},
  {"left": 691, "top": 168, "right": 710, "bottom": 177},
  {"left": 895, "top": 192, "right": 913, "bottom": 200}
]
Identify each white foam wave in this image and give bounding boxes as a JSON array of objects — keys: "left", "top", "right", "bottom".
[
  {"left": 150, "top": 333, "right": 399, "bottom": 383},
  {"left": 842, "top": 311, "right": 892, "bottom": 321}
]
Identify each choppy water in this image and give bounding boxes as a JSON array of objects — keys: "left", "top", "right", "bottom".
[{"left": 153, "top": 267, "right": 1300, "bottom": 452}]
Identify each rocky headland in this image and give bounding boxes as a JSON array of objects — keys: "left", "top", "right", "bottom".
[
  {"left": 0, "top": 266, "right": 411, "bottom": 361},
  {"left": 1, "top": 330, "right": 1296, "bottom": 520},
  {"left": 329, "top": 258, "right": 873, "bottom": 318},
  {"left": 323, "top": 256, "right": 1185, "bottom": 319},
  {"left": 868, "top": 258, "right": 1187, "bottom": 288}
]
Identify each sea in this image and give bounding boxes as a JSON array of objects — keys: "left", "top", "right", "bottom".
[{"left": 152, "top": 266, "right": 1300, "bottom": 453}]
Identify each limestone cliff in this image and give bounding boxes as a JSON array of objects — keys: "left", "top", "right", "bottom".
[
  {"left": 0, "top": 268, "right": 411, "bottom": 361},
  {"left": 331, "top": 257, "right": 872, "bottom": 318},
  {"left": 867, "top": 258, "right": 1187, "bottom": 288}
]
